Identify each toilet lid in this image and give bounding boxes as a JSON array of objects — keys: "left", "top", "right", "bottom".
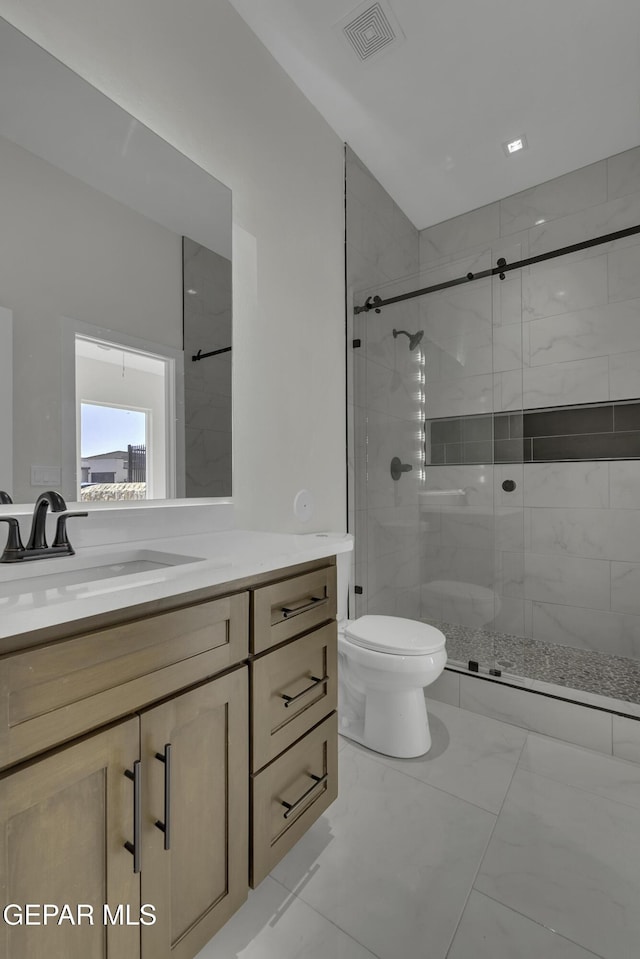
[{"left": 344, "top": 615, "right": 446, "bottom": 656}]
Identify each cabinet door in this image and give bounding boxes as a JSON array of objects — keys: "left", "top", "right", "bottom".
[
  {"left": 0, "top": 718, "right": 140, "bottom": 959},
  {"left": 141, "top": 667, "right": 248, "bottom": 959}
]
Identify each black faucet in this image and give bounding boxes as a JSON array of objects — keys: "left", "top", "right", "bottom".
[
  {"left": 0, "top": 491, "right": 12, "bottom": 504},
  {"left": 0, "top": 491, "right": 88, "bottom": 563}
]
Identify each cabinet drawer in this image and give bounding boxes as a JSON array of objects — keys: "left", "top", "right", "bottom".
[
  {"left": 251, "top": 712, "right": 337, "bottom": 887},
  {"left": 251, "top": 565, "right": 337, "bottom": 655},
  {"left": 0, "top": 591, "right": 248, "bottom": 769},
  {"left": 251, "top": 622, "right": 336, "bottom": 772}
]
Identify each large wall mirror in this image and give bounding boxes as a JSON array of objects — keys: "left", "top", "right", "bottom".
[{"left": 0, "top": 17, "right": 232, "bottom": 505}]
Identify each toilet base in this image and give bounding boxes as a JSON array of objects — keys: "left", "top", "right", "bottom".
[{"left": 339, "top": 688, "right": 432, "bottom": 759}]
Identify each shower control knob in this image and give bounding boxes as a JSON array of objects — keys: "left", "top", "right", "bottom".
[
  {"left": 502, "top": 479, "right": 517, "bottom": 492},
  {"left": 391, "top": 457, "right": 413, "bottom": 481}
]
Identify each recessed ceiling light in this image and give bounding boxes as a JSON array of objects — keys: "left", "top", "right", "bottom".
[
  {"left": 186, "top": 288, "right": 198, "bottom": 295},
  {"left": 503, "top": 134, "right": 528, "bottom": 156}
]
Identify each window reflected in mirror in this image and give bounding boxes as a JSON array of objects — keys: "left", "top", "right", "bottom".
[{"left": 75, "top": 336, "right": 174, "bottom": 501}]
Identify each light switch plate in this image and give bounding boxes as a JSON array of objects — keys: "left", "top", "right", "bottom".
[{"left": 31, "top": 466, "right": 62, "bottom": 487}]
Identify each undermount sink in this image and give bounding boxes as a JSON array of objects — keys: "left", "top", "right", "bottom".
[{"left": 0, "top": 549, "right": 210, "bottom": 607}]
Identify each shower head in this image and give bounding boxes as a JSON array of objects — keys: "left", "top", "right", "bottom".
[{"left": 393, "top": 328, "right": 424, "bottom": 351}]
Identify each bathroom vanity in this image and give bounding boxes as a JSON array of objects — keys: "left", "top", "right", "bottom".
[{"left": 0, "top": 531, "right": 344, "bottom": 959}]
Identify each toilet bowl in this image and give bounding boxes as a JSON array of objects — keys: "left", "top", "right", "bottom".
[{"left": 336, "top": 551, "right": 447, "bottom": 759}]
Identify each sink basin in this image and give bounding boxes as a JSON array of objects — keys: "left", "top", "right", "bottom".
[{"left": 0, "top": 548, "right": 210, "bottom": 608}]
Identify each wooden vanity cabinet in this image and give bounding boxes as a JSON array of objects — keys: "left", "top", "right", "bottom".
[
  {"left": 249, "top": 564, "right": 339, "bottom": 887},
  {"left": 141, "top": 668, "right": 248, "bottom": 959},
  {"left": 0, "top": 554, "right": 341, "bottom": 958},
  {"left": 0, "top": 718, "right": 141, "bottom": 959},
  {"left": 0, "top": 590, "right": 250, "bottom": 959}
]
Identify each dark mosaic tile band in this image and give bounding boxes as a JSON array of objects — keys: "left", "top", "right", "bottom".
[
  {"left": 427, "top": 400, "right": 640, "bottom": 465},
  {"left": 428, "top": 620, "right": 640, "bottom": 706}
]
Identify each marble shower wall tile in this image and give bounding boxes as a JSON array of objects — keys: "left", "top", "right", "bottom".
[
  {"left": 427, "top": 373, "right": 494, "bottom": 418},
  {"left": 522, "top": 255, "right": 608, "bottom": 320},
  {"left": 528, "top": 190, "right": 640, "bottom": 257},
  {"left": 362, "top": 412, "right": 421, "bottom": 510},
  {"left": 610, "top": 460, "right": 640, "bottom": 507},
  {"left": 492, "top": 325, "right": 523, "bottom": 372},
  {"left": 610, "top": 349, "right": 640, "bottom": 400},
  {"left": 367, "top": 506, "right": 421, "bottom": 559},
  {"left": 522, "top": 355, "right": 609, "bottom": 408},
  {"left": 364, "top": 356, "right": 422, "bottom": 421},
  {"left": 492, "top": 273, "right": 522, "bottom": 327},
  {"left": 529, "top": 300, "right": 640, "bottom": 367},
  {"left": 523, "top": 552, "right": 610, "bottom": 609},
  {"left": 611, "top": 562, "right": 640, "bottom": 614},
  {"left": 420, "top": 204, "right": 500, "bottom": 264},
  {"left": 530, "top": 507, "right": 640, "bottom": 562},
  {"left": 608, "top": 241, "right": 640, "bottom": 303},
  {"left": 499, "top": 161, "right": 607, "bottom": 236},
  {"left": 523, "top": 462, "right": 609, "bottom": 508},
  {"left": 607, "top": 146, "right": 640, "bottom": 200},
  {"left": 439, "top": 510, "right": 495, "bottom": 550}
]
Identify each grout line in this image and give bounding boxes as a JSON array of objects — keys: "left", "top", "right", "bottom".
[
  {"left": 444, "top": 734, "right": 527, "bottom": 957},
  {"left": 339, "top": 733, "right": 506, "bottom": 816},
  {"left": 268, "top": 872, "right": 384, "bottom": 958},
  {"left": 466, "top": 889, "right": 607, "bottom": 959}
]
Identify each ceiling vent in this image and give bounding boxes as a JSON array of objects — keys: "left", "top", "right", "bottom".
[{"left": 337, "top": 1, "right": 404, "bottom": 63}]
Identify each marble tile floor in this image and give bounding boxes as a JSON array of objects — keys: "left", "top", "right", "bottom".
[
  {"left": 196, "top": 700, "right": 640, "bottom": 959},
  {"left": 438, "top": 621, "right": 640, "bottom": 705}
]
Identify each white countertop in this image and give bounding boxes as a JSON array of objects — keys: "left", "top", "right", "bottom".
[{"left": 0, "top": 529, "right": 352, "bottom": 641}]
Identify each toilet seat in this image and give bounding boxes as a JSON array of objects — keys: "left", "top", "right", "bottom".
[{"left": 344, "top": 615, "right": 446, "bottom": 656}]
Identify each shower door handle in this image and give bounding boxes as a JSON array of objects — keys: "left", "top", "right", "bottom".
[{"left": 390, "top": 457, "right": 413, "bottom": 481}]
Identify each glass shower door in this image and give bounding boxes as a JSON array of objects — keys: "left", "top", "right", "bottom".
[{"left": 350, "top": 248, "right": 526, "bottom": 677}]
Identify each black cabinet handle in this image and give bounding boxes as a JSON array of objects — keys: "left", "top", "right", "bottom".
[
  {"left": 281, "top": 772, "right": 328, "bottom": 820},
  {"left": 281, "top": 595, "right": 326, "bottom": 618},
  {"left": 154, "top": 744, "right": 172, "bottom": 851},
  {"left": 281, "top": 675, "right": 329, "bottom": 708},
  {"left": 124, "top": 761, "right": 141, "bottom": 874},
  {"left": 502, "top": 479, "right": 517, "bottom": 492}
]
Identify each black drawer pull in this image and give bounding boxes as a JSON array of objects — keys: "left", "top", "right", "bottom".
[
  {"left": 154, "top": 743, "right": 172, "bottom": 851},
  {"left": 124, "top": 760, "right": 141, "bottom": 874},
  {"left": 281, "top": 675, "right": 329, "bottom": 707},
  {"left": 281, "top": 772, "right": 328, "bottom": 819},
  {"left": 281, "top": 595, "right": 326, "bottom": 618}
]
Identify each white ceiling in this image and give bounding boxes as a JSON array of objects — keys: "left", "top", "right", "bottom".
[{"left": 228, "top": 0, "right": 640, "bottom": 229}]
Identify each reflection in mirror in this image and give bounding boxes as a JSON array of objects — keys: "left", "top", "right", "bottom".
[
  {"left": 76, "top": 336, "right": 174, "bottom": 502},
  {"left": 0, "top": 16, "right": 232, "bottom": 504},
  {"left": 183, "top": 238, "right": 233, "bottom": 497}
]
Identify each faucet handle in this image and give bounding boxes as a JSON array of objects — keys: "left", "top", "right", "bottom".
[
  {"left": 0, "top": 517, "right": 26, "bottom": 562},
  {"left": 53, "top": 512, "right": 88, "bottom": 552}
]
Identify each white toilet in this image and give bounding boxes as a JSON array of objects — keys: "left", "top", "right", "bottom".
[{"left": 336, "top": 552, "right": 447, "bottom": 759}]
